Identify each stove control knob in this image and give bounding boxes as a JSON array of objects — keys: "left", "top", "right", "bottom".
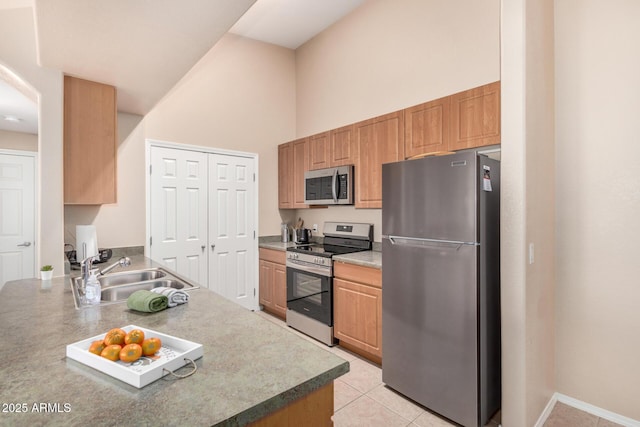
[{"left": 320, "top": 258, "right": 325, "bottom": 265}]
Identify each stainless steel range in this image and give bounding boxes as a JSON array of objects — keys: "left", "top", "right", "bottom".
[{"left": 286, "top": 222, "right": 373, "bottom": 346}]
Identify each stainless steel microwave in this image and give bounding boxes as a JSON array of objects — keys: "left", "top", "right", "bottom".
[{"left": 304, "top": 165, "right": 354, "bottom": 205}]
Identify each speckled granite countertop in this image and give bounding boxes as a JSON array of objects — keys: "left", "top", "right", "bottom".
[
  {"left": 0, "top": 256, "right": 348, "bottom": 426},
  {"left": 259, "top": 237, "right": 382, "bottom": 269},
  {"left": 333, "top": 250, "right": 382, "bottom": 269}
]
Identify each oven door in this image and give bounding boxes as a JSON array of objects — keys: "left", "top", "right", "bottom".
[{"left": 286, "top": 261, "right": 333, "bottom": 326}]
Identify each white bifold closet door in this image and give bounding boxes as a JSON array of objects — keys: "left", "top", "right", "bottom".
[
  {"left": 149, "top": 146, "right": 258, "bottom": 311},
  {"left": 208, "top": 154, "right": 256, "bottom": 311},
  {"left": 149, "top": 147, "right": 208, "bottom": 286}
]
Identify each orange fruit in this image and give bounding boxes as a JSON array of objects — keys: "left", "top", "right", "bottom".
[
  {"left": 103, "top": 328, "right": 126, "bottom": 346},
  {"left": 119, "top": 343, "right": 143, "bottom": 363},
  {"left": 124, "top": 329, "right": 145, "bottom": 345},
  {"left": 100, "top": 344, "right": 122, "bottom": 361},
  {"left": 141, "top": 337, "right": 162, "bottom": 356},
  {"left": 88, "top": 340, "right": 106, "bottom": 356}
]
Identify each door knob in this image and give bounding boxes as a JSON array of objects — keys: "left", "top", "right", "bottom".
[
  {"left": 211, "top": 244, "right": 215, "bottom": 251},
  {"left": 17, "top": 242, "right": 31, "bottom": 247},
  {"left": 201, "top": 245, "right": 206, "bottom": 251}
]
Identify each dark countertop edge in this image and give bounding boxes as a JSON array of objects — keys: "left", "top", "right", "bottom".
[{"left": 218, "top": 362, "right": 349, "bottom": 426}]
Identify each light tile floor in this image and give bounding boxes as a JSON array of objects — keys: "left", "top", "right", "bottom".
[
  {"left": 257, "top": 310, "right": 625, "bottom": 427},
  {"left": 255, "top": 310, "right": 500, "bottom": 427}
]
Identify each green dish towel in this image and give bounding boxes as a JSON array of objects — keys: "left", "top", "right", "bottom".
[{"left": 127, "top": 290, "right": 168, "bottom": 313}]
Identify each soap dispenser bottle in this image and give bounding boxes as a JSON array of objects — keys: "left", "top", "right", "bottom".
[{"left": 84, "top": 268, "right": 101, "bottom": 305}]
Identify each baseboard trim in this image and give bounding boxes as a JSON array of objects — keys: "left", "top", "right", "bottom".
[
  {"left": 535, "top": 393, "right": 640, "bottom": 427},
  {"left": 533, "top": 394, "right": 558, "bottom": 427}
]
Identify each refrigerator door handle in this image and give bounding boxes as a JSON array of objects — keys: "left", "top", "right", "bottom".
[{"left": 385, "top": 235, "right": 478, "bottom": 250}]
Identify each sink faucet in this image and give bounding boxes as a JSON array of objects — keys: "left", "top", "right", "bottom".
[
  {"left": 99, "top": 256, "right": 131, "bottom": 275},
  {"left": 80, "top": 255, "right": 98, "bottom": 288},
  {"left": 80, "top": 256, "right": 131, "bottom": 289}
]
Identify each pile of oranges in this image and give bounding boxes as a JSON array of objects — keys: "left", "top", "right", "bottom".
[{"left": 88, "top": 328, "right": 162, "bottom": 363}]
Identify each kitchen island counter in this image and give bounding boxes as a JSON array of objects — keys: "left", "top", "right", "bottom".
[{"left": 0, "top": 256, "right": 348, "bottom": 426}]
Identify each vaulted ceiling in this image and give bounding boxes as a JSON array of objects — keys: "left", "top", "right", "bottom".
[{"left": 1, "top": 0, "right": 365, "bottom": 134}]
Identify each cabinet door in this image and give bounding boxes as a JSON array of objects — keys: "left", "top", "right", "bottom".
[
  {"left": 273, "top": 263, "right": 287, "bottom": 318},
  {"left": 449, "top": 81, "right": 500, "bottom": 151},
  {"left": 278, "top": 143, "right": 293, "bottom": 209},
  {"left": 330, "top": 124, "right": 356, "bottom": 167},
  {"left": 292, "top": 138, "right": 309, "bottom": 208},
  {"left": 354, "top": 111, "right": 404, "bottom": 208},
  {"left": 259, "top": 260, "right": 274, "bottom": 309},
  {"left": 334, "top": 277, "right": 382, "bottom": 358},
  {"left": 64, "top": 76, "right": 117, "bottom": 204},
  {"left": 308, "top": 132, "right": 331, "bottom": 171},
  {"left": 404, "top": 96, "right": 450, "bottom": 159}
]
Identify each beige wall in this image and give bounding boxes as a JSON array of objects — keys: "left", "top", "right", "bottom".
[
  {"left": 524, "top": 0, "right": 557, "bottom": 423},
  {"left": 144, "top": 34, "right": 296, "bottom": 237},
  {"left": 64, "top": 113, "right": 145, "bottom": 249},
  {"left": 0, "top": 7, "right": 65, "bottom": 274},
  {"left": 0, "top": 129, "right": 38, "bottom": 151},
  {"left": 555, "top": 0, "right": 640, "bottom": 420},
  {"left": 293, "top": 0, "right": 501, "bottom": 242}
]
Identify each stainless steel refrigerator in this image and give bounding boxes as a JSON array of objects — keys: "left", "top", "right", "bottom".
[{"left": 381, "top": 151, "right": 501, "bottom": 427}]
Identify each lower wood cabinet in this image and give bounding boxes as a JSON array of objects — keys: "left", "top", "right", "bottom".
[
  {"left": 259, "top": 248, "right": 287, "bottom": 319},
  {"left": 333, "top": 262, "right": 382, "bottom": 363}
]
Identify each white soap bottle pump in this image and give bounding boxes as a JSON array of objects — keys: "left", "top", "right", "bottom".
[{"left": 84, "top": 268, "right": 101, "bottom": 305}]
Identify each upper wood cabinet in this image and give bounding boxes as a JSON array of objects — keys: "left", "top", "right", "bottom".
[
  {"left": 278, "top": 138, "right": 309, "bottom": 209},
  {"left": 308, "top": 132, "right": 331, "bottom": 171},
  {"left": 276, "top": 81, "right": 500, "bottom": 209},
  {"left": 292, "top": 138, "right": 309, "bottom": 208},
  {"left": 354, "top": 111, "right": 404, "bottom": 208},
  {"left": 64, "top": 76, "right": 117, "bottom": 204},
  {"left": 404, "top": 96, "right": 450, "bottom": 158},
  {"left": 278, "top": 143, "right": 293, "bottom": 209},
  {"left": 330, "top": 124, "right": 356, "bottom": 167},
  {"left": 449, "top": 81, "right": 501, "bottom": 151}
]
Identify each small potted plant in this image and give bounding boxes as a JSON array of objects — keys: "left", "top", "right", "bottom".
[{"left": 40, "top": 265, "right": 54, "bottom": 281}]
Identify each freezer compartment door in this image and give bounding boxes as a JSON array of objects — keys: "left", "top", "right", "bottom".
[
  {"left": 382, "top": 237, "right": 478, "bottom": 427},
  {"left": 382, "top": 151, "right": 478, "bottom": 242}
]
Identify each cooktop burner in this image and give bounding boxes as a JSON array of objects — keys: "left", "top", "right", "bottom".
[{"left": 287, "top": 243, "right": 368, "bottom": 258}]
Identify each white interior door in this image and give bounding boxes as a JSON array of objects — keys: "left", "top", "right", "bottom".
[
  {"left": 208, "top": 153, "right": 257, "bottom": 310},
  {"left": 0, "top": 152, "right": 36, "bottom": 287},
  {"left": 149, "top": 147, "right": 208, "bottom": 286}
]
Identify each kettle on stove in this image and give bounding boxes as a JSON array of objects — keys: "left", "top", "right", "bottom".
[{"left": 296, "top": 228, "right": 312, "bottom": 244}]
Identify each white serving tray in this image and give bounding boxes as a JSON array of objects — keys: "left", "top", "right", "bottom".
[{"left": 66, "top": 324, "right": 203, "bottom": 388}]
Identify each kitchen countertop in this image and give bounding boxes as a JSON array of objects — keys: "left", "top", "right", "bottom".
[
  {"left": 0, "top": 256, "right": 348, "bottom": 426},
  {"left": 333, "top": 250, "right": 382, "bottom": 269},
  {"left": 259, "top": 237, "right": 382, "bottom": 269}
]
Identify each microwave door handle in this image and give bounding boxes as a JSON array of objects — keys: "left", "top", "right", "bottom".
[{"left": 332, "top": 169, "right": 338, "bottom": 203}]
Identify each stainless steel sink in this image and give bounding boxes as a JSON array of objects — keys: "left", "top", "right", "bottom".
[
  {"left": 97, "top": 269, "right": 167, "bottom": 288},
  {"left": 71, "top": 267, "right": 198, "bottom": 309}
]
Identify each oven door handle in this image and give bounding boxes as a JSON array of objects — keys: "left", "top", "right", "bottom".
[{"left": 286, "top": 260, "right": 332, "bottom": 277}]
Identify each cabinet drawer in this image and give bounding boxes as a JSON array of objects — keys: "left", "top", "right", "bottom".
[
  {"left": 334, "top": 262, "right": 381, "bottom": 288},
  {"left": 259, "top": 248, "right": 286, "bottom": 265}
]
